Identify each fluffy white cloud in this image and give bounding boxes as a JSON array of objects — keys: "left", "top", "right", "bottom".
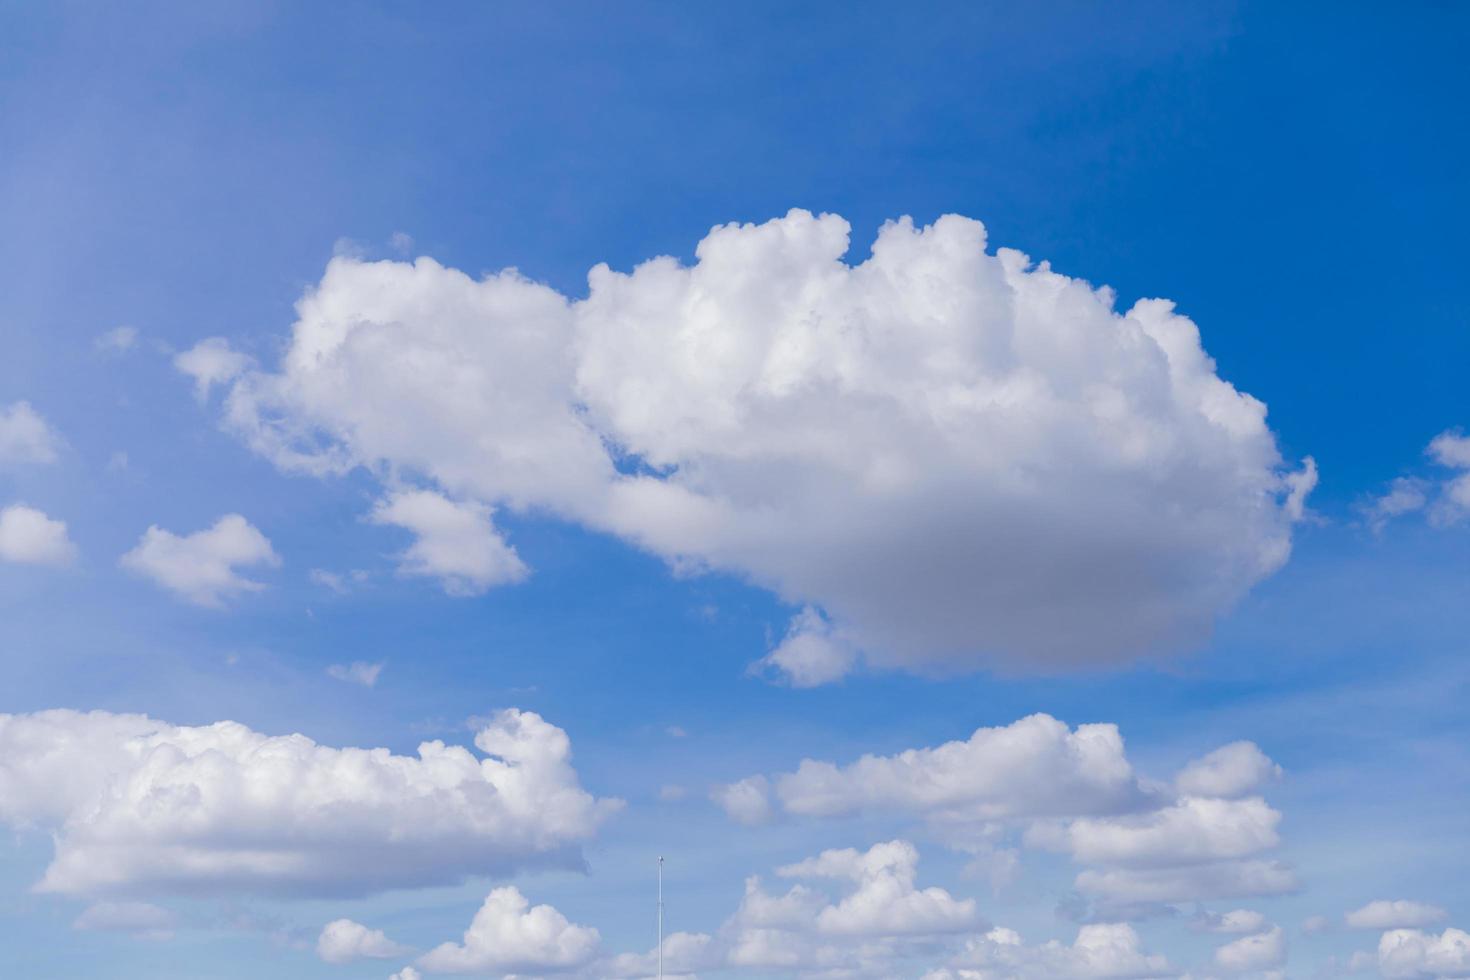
[
  {"left": 0, "top": 504, "right": 76, "bottom": 565},
  {"left": 369, "top": 489, "right": 527, "bottom": 595},
  {"left": 1213, "top": 925, "right": 1285, "bottom": 973},
  {"left": 1047, "top": 796, "right": 1281, "bottom": 869},
  {"left": 72, "top": 901, "right": 176, "bottom": 940},
  {"left": 326, "top": 661, "right": 384, "bottom": 687},
  {"left": 936, "top": 923, "right": 1175, "bottom": 979},
  {"left": 388, "top": 969, "right": 422, "bottom": 980},
  {"left": 175, "top": 337, "right": 252, "bottom": 399},
  {"left": 1175, "top": 741, "right": 1282, "bottom": 799},
  {"left": 735, "top": 713, "right": 1148, "bottom": 823},
  {"left": 207, "top": 210, "right": 1312, "bottom": 681},
  {"left": 119, "top": 513, "right": 279, "bottom": 607},
  {"left": 417, "top": 886, "right": 600, "bottom": 974},
  {"left": 717, "top": 840, "right": 981, "bottom": 974},
  {"left": 0, "top": 401, "right": 61, "bottom": 466},
  {"left": 1376, "top": 927, "right": 1470, "bottom": 979},
  {"left": 317, "top": 918, "right": 411, "bottom": 964},
  {"left": 776, "top": 840, "right": 979, "bottom": 936},
  {"left": 0, "top": 707, "right": 618, "bottom": 897},
  {"left": 727, "top": 717, "right": 1292, "bottom": 909},
  {"left": 752, "top": 606, "right": 858, "bottom": 687},
  {"left": 1347, "top": 901, "right": 1449, "bottom": 930}
]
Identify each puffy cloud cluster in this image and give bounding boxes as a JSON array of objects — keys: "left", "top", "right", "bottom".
[
  {"left": 926, "top": 923, "right": 1174, "bottom": 980},
  {"left": 0, "top": 707, "right": 618, "bottom": 897},
  {"left": 0, "top": 503, "right": 76, "bottom": 565},
  {"left": 718, "top": 713, "right": 1292, "bottom": 909},
  {"left": 119, "top": 513, "right": 279, "bottom": 607},
  {"left": 697, "top": 840, "right": 982, "bottom": 975},
  {"left": 0, "top": 401, "right": 61, "bottom": 466},
  {"left": 200, "top": 210, "right": 1312, "bottom": 682},
  {"left": 316, "top": 919, "right": 411, "bottom": 964},
  {"left": 417, "top": 886, "right": 600, "bottom": 975},
  {"left": 1375, "top": 927, "right": 1470, "bottom": 979}
]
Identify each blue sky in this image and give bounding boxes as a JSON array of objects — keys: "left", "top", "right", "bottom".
[{"left": 1, "top": 3, "right": 1468, "bottom": 978}]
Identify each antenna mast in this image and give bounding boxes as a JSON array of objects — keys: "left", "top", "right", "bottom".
[{"left": 657, "top": 855, "right": 664, "bottom": 980}]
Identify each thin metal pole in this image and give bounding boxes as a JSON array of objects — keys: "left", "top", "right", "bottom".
[{"left": 657, "top": 855, "right": 664, "bottom": 980}]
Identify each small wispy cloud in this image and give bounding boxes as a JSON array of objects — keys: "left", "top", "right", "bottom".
[{"left": 326, "top": 661, "right": 384, "bottom": 687}]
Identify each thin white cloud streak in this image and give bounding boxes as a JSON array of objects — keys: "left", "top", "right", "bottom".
[{"left": 1347, "top": 900, "right": 1449, "bottom": 930}]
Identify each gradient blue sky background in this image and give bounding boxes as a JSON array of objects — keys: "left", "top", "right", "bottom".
[{"left": 1, "top": 3, "right": 1467, "bottom": 978}]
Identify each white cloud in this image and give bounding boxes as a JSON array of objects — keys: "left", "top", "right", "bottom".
[
  {"left": 940, "top": 923, "right": 1175, "bottom": 979},
  {"left": 1362, "top": 477, "right": 1430, "bottom": 532},
  {"left": 72, "top": 901, "right": 176, "bottom": 941},
  {"left": 370, "top": 490, "right": 528, "bottom": 596},
  {"left": 119, "top": 513, "right": 279, "bottom": 607},
  {"left": 326, "top": 661, "right": 383, "bottom": 687},
  {"left": 417, "top": 886, "right": 599, "bottom": 975},
  {"left": 744, "top": 713, "right": 1148, "bottom": 823},
  {"left": 776, "top": 840, "right": 979, "bottom": 937},
  {"left": 1175, "top": 741, "right": 1282, "bottom": 799},
  {"left": 725, "top": 716, "right": 1292, "bottom": 909},
  {"left": 1213, "top": 925, "right": 1285, "bottom": 973},
  {"left": 711, "top": 775, "right": 775, "bottom": 826},
  {"left": 174, "top": 337, "right": 252, "bottom": 399},
  {"left": 1429, "top": 431, "right": 1470, "bottom": 468},
  {"left": 0, "top": 504, "right": 77, "bottom": 565},
  {"left": 1372, "top": 429, "right": 1470, "bottom": 530},
  {"left": 210, "top": 210, "right": 1312, "bottom": 681},
  {"left": 752, "top": 606, "right": 858, "bottom": 687},
  {"left": 0, "top": 707, "right": 618, "bottom": 897},
  {"left": 0, "top": 401, "right": 61, "bottom": 466},
  {"left": 389, "top": 968, "right": 422, "bottom": 980},
  {"left": 718, "top": 840, "right": 983, "bottom": 974},
  {"left": 1049, "top": 796, "right": 1282, "bottom": 869},
  {"left": 1427, "top": 430, "right": 1470, "bottom": 526},
  {"left": 317, "top": 918, "right": 411, "bottom": 964},
  {"left": 310, "top": 568, "right": 348, "bottom": 593},
  {"left": 94, "top": 325, "right": 139, "bottom": 354},
  {"left": 1376, "top": 927, "right": 1470, "bottom": 979},
  {"left": 605, "top": 930, "right": 714, "bottom": 978},
  {"left": 1347, "top": 901, "right": 1449, "bottom": 930}
]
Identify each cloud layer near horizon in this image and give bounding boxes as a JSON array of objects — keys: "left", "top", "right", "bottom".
[{"left": 198, "top": 209, "right": 1312, "bottom": 682}]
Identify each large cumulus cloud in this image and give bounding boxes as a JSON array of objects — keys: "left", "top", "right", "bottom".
[
  {"left": 0, "top": 708, "right": 619, "bottom": 897},
  {"left": 206, "top": 210, "right": 1312, "bottom": 682}
]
